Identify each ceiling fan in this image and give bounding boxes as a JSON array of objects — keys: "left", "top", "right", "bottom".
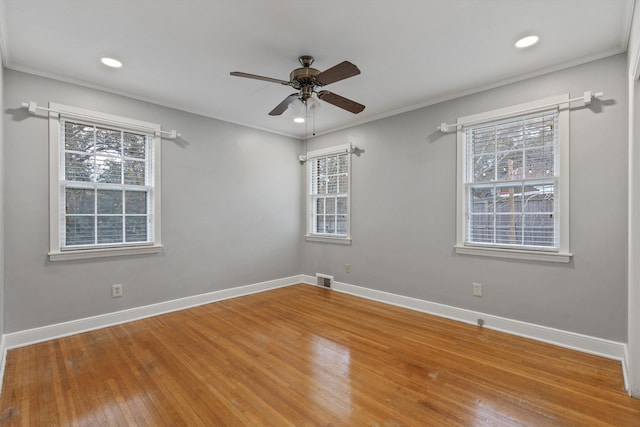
[{"left": 230, "top": 55, "right": 365, "bottom": 116}]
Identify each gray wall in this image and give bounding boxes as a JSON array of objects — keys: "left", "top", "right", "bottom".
[
  {"left": 3, "top": 70, "right": 302, "bottom": 332},
  {"left": 303, "top": 54, "right": 629, "bottom": 342}
]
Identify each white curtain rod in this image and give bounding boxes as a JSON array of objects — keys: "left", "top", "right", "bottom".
[
  {"left": 21, "top": 101, "right": 180, "bottom": 139},
  {"left": 437, "top": 91, "right": 604, "bottom": 133},
  {"left": 298, "top": 144, "right": 358, "bottom": 163}
]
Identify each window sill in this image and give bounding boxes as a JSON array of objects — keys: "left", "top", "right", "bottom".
[
  {"left": 49, "top": 244, "right": 164, "bottom": 261},
  {"left": 305, "top": 235, "right": 352, "bottom": 245},
  {"left": 454, "top": 245, "right": 572, "bottom": 263}
]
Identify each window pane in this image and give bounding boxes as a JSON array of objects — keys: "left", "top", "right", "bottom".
[
  {"left": 496, "top": 122, "right": 523, "bottom": 152},
  {"left": 126, "top": 191, "right": 147, "bottom": 214},
  {"left": 315, "top": 215, "right": 324, "bottom": 233},
  {"left": 338, "top": 175, "right": 348, "bottom": 193},
  {"left": 326, "top": 197, "right": 336, "bottom": 214},
  {"left": 523, "top": 214, "right": 555, "bottom": 246},
  {"left": 470, "top": 186, "right": 495, "bottom": 214},
  {"left": 473, "top": 155, "right": 495, "bottom": 182},
  {"left": 497, "top": 152, "right": 523, "bottom": 181},
  {"left": 65, "top": 216, "right": 95, "bottom": 246},
  {"left": 124, "top": 132, "right": 146, "bottom": 159},
  {"left": 126, "top": 216, "right": 147, "bottom": 242},
  {"left": 325, "top": 216, "right": 336, "bottom": 234},
  {"left": 317, "top": 175, "right": 327, "bottom": 194},
  {"left": 94, "top": 156, "right": 122, "bottom": 183},
  {"left": 495, "top": 213, "right": 523, "bottom": 245},
  {"left": 523, "top": 115, "right": 555, "bottom": 148},
  {"left": 315, "top": 197, "right": 324, "bottom": 215},
  {"left": 337, "top": 215, "right": 347, "bottom": 234},
  {"left": 124, "top": 159, "right": 145, "bottom": 185},
  {"left": 316, "top": 158, "right": 326, "bottom": 176},
  {"left": 95, "top": 128, "right": 121, "bottom": 155},
  {"left": 65, "top": 153, "right": 93, "bottom": 181},
  {"left": 327, "top": 176, "right": 337, "bottom": 194},
  {"left": 469, "top": 186, "right": 496, "bottom": 244},
  {"left": 495, "top": 184, "right": 524, "bottom": 213},
  {"left": 469, "top": 214, "right": 494, "bottom": 243},
  {"left": 97, "top": 190, "right": 123, "bottom": 214},
  {"left": 338, "top": 154, "right": 347, "bottom": 173},
  {"left": 66, "top": 188, "right": 94, "bottom": 214},
  {"left": 64, "top": 122, "right": 94, "bottom": 152},
  {"left": 469, "top": 127, "right": 495, "bottom": 156},
  {"left": 337, "top": 197, "right": 347, "bottom": 214},
  {"left": 524, "top": 147, "right": 554, "bottom": 178},
  {"left": 98, "top": 216, "right": 123, "bottom": 244},
  {"left": 327, "top": 156, "right": 338, "bottom": 175},
  {"left": 523, "top": 183, "right": 554, "bottom": 213}
]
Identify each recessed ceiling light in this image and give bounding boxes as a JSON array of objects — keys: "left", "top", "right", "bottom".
[
  {"left": 100, "top": 57, "right": 123, "bottom": 68},
  {"left": 515, "top": 35, "right": 539, "bottom": 49},
  {"left": 293, "top": 117, "right": 306, "bottom": 123}
]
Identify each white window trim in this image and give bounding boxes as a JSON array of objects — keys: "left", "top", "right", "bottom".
[
  {"left": 305, "top": 143, "right": 352, "bottom": 244},
  {"left": 48, "top": 102, "right": 163, "bottom": 261},
  {"left": 455, "top": 94, "right": 572, "bottom": 263}
]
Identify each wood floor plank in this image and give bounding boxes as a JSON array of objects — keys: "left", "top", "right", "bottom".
[{"left": 1, "top": 284, "right": 639, "bottom": 426}]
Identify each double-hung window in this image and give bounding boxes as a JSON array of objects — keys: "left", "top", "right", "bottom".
[
  {"left": 455, "top": 95, "right": 571, "bottom": 262},
  {"left": 306, "top": 144, "right": 352, "bottom": 244},
  {"left": 49, "top": 103, "right": 162, "bottom": 260}
]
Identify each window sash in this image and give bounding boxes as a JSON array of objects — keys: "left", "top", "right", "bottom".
[
  {"left": 61, "top": 185, "right": 153, "bottom": 249},
  {"left": 60, "top": 120, "right": 154, "bottom": 249},
  {"left": 464, "top": 179, "right": 558, "bottom": 251},
  {"left": 463, "top": 111, "right": 559, "bottom": 251}
]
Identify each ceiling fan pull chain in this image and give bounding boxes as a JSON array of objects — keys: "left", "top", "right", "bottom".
[{"left": 312, "top": 108, "right": 316, "bottom": 136}]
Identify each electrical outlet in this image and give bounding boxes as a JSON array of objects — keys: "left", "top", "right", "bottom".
[
  {"left": 112, "top": 284, "right": 123, "bottom": 298},
  {"left": 345, "top": 264, "right": 350, "bottom": 273},
  {"left": 472, "top": 282, "right": 482, "bottom": 297}
]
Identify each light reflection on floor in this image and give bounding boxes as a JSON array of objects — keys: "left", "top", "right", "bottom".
[{"left": 309, "top": 334, "right": 352, "bottom": 420}]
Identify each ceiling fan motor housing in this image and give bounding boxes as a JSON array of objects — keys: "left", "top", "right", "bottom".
[{"left": 290, "top": 56, "right": 320, "bottom": 95}]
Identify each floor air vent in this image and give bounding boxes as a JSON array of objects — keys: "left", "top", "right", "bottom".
[{"left": 316, "top": 273, "right": 333, "bottom": 288}]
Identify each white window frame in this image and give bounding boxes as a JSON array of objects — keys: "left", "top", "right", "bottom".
[
  {"left": 48, "top": 103, "right": 163, "bottom": 261},
  {"left": 306, "top": 144, "right": 352, "bottom": 244},
  {"left": 455, "top": 94, "right": 572, "bottom": 263}
]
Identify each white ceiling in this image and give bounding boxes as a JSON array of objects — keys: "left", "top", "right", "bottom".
[{"left": 0, "top": 0, "right": 635, "bottom": 139}]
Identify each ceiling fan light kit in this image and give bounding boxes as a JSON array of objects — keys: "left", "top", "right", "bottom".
[{"left": 231, "top": 55, "right": 365, "bottom": 123}]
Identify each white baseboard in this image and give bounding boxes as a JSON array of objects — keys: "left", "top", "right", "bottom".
[
  {"left": 301, "top": 275, "right": 627, "bottom": 364},
  {"left": 3, "top": 275, "right": 303, "bottom": 351}
]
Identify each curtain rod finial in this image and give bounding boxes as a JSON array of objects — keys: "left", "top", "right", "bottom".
[
  {"left": 438, "top": 122, "right": 452, "bottom": 133},
  {"left": 22, "top": 101, "right": 38, "bottom": 114}
]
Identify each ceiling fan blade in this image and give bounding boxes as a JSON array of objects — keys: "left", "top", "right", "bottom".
[
  {"left": 230, "top": 71, "right": 290, "bottom": 85},
  {"left": 269, "top": 94, "right": 300, "bottom": 116},
  {"left": 318, "top": 91, "right": 365, "bottom": 114},
  {"left": 315, "top": 61, "right": 361, "bottom": 86}
]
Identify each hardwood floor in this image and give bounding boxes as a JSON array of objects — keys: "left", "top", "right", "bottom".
[{"left": 0, "top": 284, "right": 638, "bottom": 426}]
